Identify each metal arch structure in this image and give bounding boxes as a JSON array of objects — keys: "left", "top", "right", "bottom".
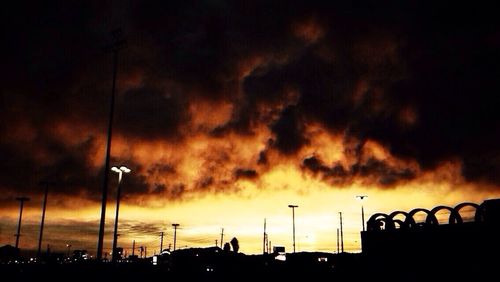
[
  {"left": 430, "top": 206, "right": 462, "bottom": 224},
  {"left": 454, "top": 202, "right": 482, "bottom": 223},
  {"left": 366, "top": 201, "right": 484, "bottom": 232},
  {"left": 389, "top": 211, "right": 415, "bottom": 229},
  {"left": 367, "top": 213, "right": 395, "bottom": 231},
  {"left": 408, "top": 208, "right": 439, "bottom": 227}
]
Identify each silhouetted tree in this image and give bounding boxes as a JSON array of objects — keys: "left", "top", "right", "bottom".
[
  {"left": 230, "top": 237, "right": 239, "bottom": 253},
  {"left": 223, "top": 242, "right": 231, "bottom": 252}
]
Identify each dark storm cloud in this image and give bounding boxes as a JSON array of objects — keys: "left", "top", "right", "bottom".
[
  {"left": 270, "top": 106, "right": 308, "bottom": 154},
  {"left": 237, "top": 2, "right": 500, "bottom": 185},
  {"left": 1, "top": 0, "right": 499, "bottom": 204},
  {"left": 234, "top": 168, "right": 258, "bottom": 180},
  {"left": 302, "top": 155, "right": 416, "bottom": 187},
  {"left": 147, "top": 163, "right": 176, "bottom": 175},
  {"left": 116, "top": 86, "right": 190, "bottom": 140},
  {"left": 0, "top": 133, "right": 102, "bottom": 206}
]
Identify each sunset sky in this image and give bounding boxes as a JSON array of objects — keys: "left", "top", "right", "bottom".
[{"left": 1, "top": 1, "right": 499, "bottom": 257}]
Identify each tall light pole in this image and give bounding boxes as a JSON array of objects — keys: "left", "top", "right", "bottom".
[
  {"left": 38, "top": 181, "right": 54, "bottom": 258},
  {"left": 111, "top": 165, "right": 131, "bottom": 262},
  {"left": 356, "top": 195, "right": 368, "bottom": 232},
  {"left": 97, "top": 28, "right": 127, "bottom": 260},
  {"left": 288, "top": 205, "right": 298, "bottom": 253},
  {"left": 15, "top": 197, "right": 30, "bottom": 249},
  {"left": 172, "top": 224, "right": 179, "bottom": 251},
  {"left": 339, "top": 212, "right": 344, "bottom": 253}
]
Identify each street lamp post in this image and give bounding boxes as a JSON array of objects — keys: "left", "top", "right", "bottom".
[
  {"left": 288, "top": 205, "right": 298, "bottom": 253},
  {"left": 15, "top": 197, "right": 30, "bottom": 249},
  {"left": 172, "top": 223, "right": 179, "bottom": 251},
  {"left": 356, "top": 195, "right": 368, "bottom": 232},
  {"left": 111, "top": 166, "right": 131, "bottom": 262}
]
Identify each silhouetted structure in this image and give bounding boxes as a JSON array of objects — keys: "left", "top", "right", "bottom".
[
  {"left": 230, "top": 237, "right": 239, "bottom": 253},
  {"left": 37, "top": 181, "right": 54, "bottom": 258},
  {"left": 223, "top": 243, "right": 231, "bottom": 252},
  {"left": 172, "top": 223, "right": 179, "bottom": 251},
  {"left": 97, "top": 28, "right": 127, "bottom": 260},
  {"left": 111, "top": 165, "right": 131, "bottom": 262},
  {"left": 15, "top": 197, "right": 30, "bottom": 249},
  {"left": 288, "top": 205, "right": 298, "bottom": 253},
  {"left": 356, "top": 195, "right": 367, "bottom": 231},
  {"left": 362, "top": 198, "right": 500, "bottom": 278}
]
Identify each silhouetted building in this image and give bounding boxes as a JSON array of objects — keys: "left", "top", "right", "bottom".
[{"left": 362, "top": 198, "right": 500, "bottom": 278}]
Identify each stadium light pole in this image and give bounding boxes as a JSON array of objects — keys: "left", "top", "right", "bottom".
[
  {"left": 356, "top": 195, "right": 368, "bottom": 232},
  {"left": 15, "top": 197, "right": 30, "bottom": 249},
  {"left": 37, "top": 181, "right": 54, "bottom": 258},
  {"left": 111, "top": 166, "right": 131, "bottom": 262},
  {"left": 97, "top": 28, "right": 127, "bottom": 260},
  {"left": 288, "top": 205, "right": 298, "bottom": 253}
]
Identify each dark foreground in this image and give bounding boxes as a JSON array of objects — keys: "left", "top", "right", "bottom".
[{"left": 2, "top": 251, "right": 497, "bottom": 282}]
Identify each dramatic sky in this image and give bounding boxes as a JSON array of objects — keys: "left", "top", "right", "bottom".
[{"left": 1, "top": 1, "right": 499, "bottom": 256}]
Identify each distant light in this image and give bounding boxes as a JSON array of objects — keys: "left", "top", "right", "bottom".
[
  {"left": 318, "top": 257, "right": 328, "bottom": 262},
  {"left": 275, "top": 254, "right": 286, "bottom": 261}
]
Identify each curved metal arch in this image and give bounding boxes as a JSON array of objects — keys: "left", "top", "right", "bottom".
[
  {"left": 389, "top": 211, "right": 415, "bottom": 229},
  {"left": 408, "top": 208, "right": 439, "bottom": 226},
  {"left": 430, "top": 205, "right": 463, "bottom": 224},
  {"left": 367, "top": 213, "right": 395, "bottom": 231},
  {"left": 454, "top": 202, "right": 482, "bottom": 222},
  {"left": 393, "top": 219, "right": 405, "bottom": 229}
]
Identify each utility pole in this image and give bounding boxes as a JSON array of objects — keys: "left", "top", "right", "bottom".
[
  {"left": 132, "top": 240, "right": 135, "bottom": 256},
  {"left": 215, "top": 239, "right": 218, "bottom": 247},
  {"left": 263, "top": 218, "right": 267, "bottom": 254},
  {"left": 172, "top": 223, "right": 179, "bottom": 251},
  {"left": 220, "top": 228, "right": 224, "bottom": 248},
  {"left": 337, "top": 228, "right": 340, "bottom": 254},
  {"left": 37, "top": 181, "right": 54, "bottom": 258},
  {"left": 97, "top": 28, "right": 127, "bottom": 260},
  {"left": 288, "top": 205, "right": 298, "bottom": 253},
  {"left": 339, "top": 212, "right": 344, "bottom": 253},
  {"left": 160, "top": 232, "right": 164, "bottom": 253},
  {"left": 15, "top": 197, "right": 30, "bottom": 249}
]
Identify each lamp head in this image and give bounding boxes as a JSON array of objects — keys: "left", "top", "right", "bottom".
[{"left": 119, "top": 166, "right": 131, "bottom": 173}]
